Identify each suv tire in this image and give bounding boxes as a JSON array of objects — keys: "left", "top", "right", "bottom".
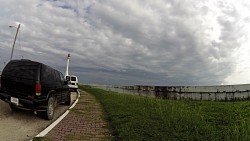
[
  {"left": 65, "top": 91, "right": 71, "bottom": 106},
  {"left": 44, "top": 96, "right": 55, "bottom": 120}
]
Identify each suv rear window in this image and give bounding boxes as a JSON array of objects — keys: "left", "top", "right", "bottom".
[
  {"left": 2, "top": 61, "right": 39, "bottom": 80},
  {"left": 41, "top": 65, "right": 60, "bottom": 82}
]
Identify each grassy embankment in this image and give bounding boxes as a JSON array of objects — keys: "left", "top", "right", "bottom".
[{"left": 80, "top": 85, "right": 250, "bottom": 141}]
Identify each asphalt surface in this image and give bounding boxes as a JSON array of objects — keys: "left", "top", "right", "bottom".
[{"left": 0, "top": 92, "right": 78, "bottom": 141}]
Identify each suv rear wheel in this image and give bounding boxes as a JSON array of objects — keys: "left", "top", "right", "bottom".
[{"left": 44, "top": 96, "right": 55, "bottom": 120}]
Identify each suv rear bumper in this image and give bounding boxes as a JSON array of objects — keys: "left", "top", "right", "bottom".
[{"left": 0, "top": 92, "right": 47, "bottom": 111}]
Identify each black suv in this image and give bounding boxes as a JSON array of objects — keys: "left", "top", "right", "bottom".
[{"left": 0, "top": 59, "right": 71, "bottom": 120}]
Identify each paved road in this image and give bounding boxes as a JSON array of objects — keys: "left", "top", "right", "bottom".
[{"left": 0, "top": 92, "right": 78, "bottom": 141}]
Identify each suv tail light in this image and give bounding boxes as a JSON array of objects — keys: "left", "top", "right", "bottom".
[{"left": 36, "top": 82, "right": 41, "bottom": 96}]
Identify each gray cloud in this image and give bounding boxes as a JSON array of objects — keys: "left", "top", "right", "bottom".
[{"left": 0, "top": 0, "right": 249, "bottom": 86}]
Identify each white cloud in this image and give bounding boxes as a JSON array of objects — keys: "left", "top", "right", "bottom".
[{"left": 0, "top": 0, "right": 250, "bottom": 85}]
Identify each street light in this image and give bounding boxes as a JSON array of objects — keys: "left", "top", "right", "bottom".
[{"left": 9, "top": 23, "right": 20, "bottom": 61}]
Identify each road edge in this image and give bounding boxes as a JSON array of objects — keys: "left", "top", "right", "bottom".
[{"left": 33, "top": 90, "right": 81, "bottom": 139}]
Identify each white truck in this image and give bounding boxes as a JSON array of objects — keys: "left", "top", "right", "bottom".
[{"left": 65, "top": 75, "right": 78, "bottom": 92}]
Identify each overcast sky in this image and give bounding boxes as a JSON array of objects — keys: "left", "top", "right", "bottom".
[{"left": 1, "top": 0, "right": 250, "bottom": 86}]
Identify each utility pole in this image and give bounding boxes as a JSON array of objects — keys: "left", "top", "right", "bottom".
[{"left": 10, "top": 23, "right": 20, "bottom": 61}]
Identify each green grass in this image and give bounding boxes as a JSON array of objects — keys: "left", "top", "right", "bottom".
[
  {"left": 32, "top": 137, "right": 52, "bottom": 141},
  {"left": 64, "top": 133, "right": 89, "bottom": 140},
  {"left": 79, "top": 85, "right": 250, "bottom": 141}
]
